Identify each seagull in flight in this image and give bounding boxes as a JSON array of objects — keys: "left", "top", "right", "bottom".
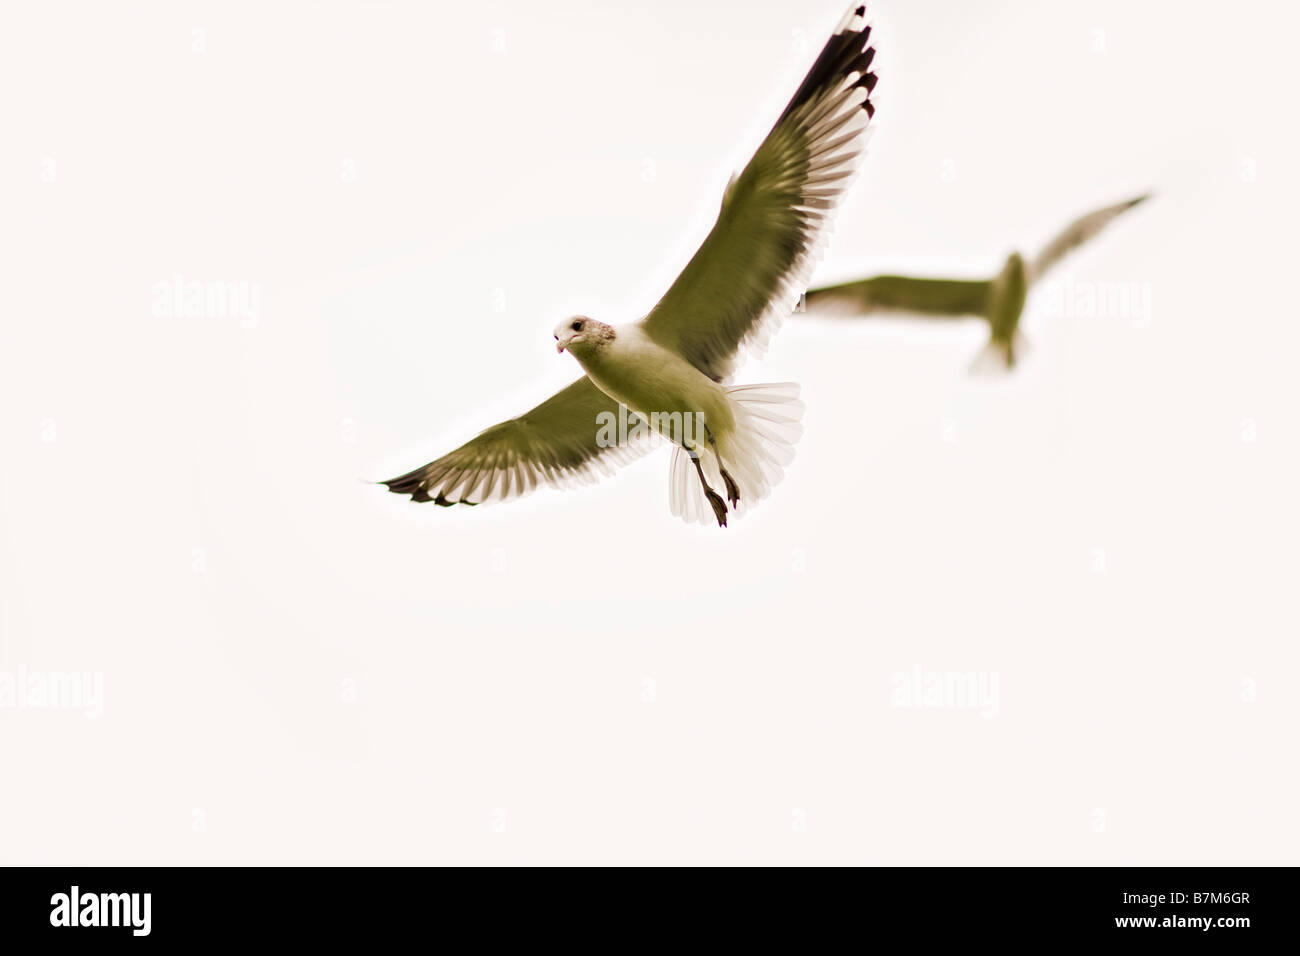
[
  {"left": 801, "top": 193, "right": 1149, "bottom": 369},
  {"left": 382, "top": 4, "right": 879, "bottom": 527}
]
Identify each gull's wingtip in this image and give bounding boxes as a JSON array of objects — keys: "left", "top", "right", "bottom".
[
  {"left": 378, "top": 471, "right": 481, "bottom": 507},
  {"left": 835, "top": 4, "right": 870, "bottom": 35},
  {"left": 377, "top": 467, "right": 433, "bottom": 502}
]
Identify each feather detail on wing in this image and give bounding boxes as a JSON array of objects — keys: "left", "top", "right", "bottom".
[
  {"left": 381, "top": 377, "right": 653, "bottom": 506},
  {"left": 640, "top": 4, "right": 879, "bottom": 381}
]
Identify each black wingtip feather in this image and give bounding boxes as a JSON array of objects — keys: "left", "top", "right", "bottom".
[{"left": 780, "top": 7, "right": 878, "bottom": 124}]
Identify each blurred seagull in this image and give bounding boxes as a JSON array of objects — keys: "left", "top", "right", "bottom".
[
  {"left": 801, "top": 193, "right": 1149, "bottom": 369},
  {"left": 382, "top": 4, "right": 879, "bottom": 527}
]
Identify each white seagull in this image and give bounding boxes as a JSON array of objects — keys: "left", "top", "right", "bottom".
[
  {"left": 803, "top": 193, "right": 1150, "bottom": 369},
  {"left": 383, "top": 4, "right": 879, "bottom": 527}
]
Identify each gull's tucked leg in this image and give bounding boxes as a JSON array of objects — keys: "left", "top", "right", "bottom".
[
  {"left": 703, "top": 422, "right": 740, "bottom": 508},
  {"left": 686, "top": 443, "right": 728, "bottom": 528}
]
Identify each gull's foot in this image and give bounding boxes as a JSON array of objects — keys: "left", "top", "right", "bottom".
[
  {"left": 720, "top": 468, "right": 740, "bottom": 508},
  {"left": 705, "top": 488, "right": 729, "bottom": 528}
]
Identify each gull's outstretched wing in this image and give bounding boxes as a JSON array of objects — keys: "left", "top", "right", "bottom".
[
  {"left": 639, "top": 4, "right": 879, "bottom": 381},
  {"left": 382, "top": 377, "right": 651, "bottom": 506},
  {"left": 803, "top": 274, "right": 991, "bottom": 320},
  {"left": 1027, "top": 193, "right": 1150, "bottom": 285}
]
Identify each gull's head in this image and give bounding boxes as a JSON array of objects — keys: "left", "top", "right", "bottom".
[{"left": 553, "top": 315, "right": 614, "bottom": 356}]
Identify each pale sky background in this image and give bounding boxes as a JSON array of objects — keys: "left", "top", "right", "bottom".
[{"left": 1, "top": 0, "right": 1296, "bottom": 864}]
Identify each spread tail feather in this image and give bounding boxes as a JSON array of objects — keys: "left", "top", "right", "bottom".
[
  {"left": 669, "top": 382, "right": 805, "bottom": 526},
  {"left": 970, "top": 330, "right": 1029, "bottom": 375}
]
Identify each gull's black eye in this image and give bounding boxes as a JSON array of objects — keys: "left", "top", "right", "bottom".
[{"left": 571, "top": 320, "right": 582, "bottom": 331}]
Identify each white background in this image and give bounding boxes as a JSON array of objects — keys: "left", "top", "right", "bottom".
[{"left": 2, "top": 0, "right": 1296, "bottom": 864}]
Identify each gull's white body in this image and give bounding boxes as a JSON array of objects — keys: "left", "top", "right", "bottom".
[
  {"left": 559, "top": 322, "right": 802, "bottom": 523},
  {"left": 569, "top": 325, "right": 736, "bottom": 439}
]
